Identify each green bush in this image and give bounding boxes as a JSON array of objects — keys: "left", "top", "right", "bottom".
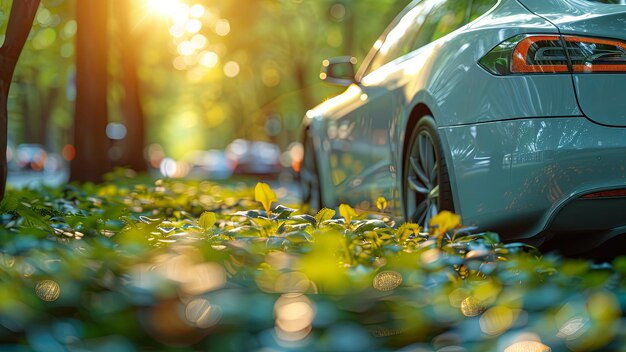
[{"left": 0, "top": 173, "right": 624, "bottom": 351}]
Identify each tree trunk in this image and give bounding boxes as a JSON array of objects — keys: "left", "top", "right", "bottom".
[
  {"left": 117, "top": 0, "right": 147, "bottom": 172},
  {"left": 20, "top": 82, "right": 35, "bottom": 143},
  {"left": 0, "top": 0, "right": 40, "bottom": 201},
  {"left": 71, "top": 0, "right": 111, "bottom": 183},
  {"left": 38, "top": 87, "right": 59, "bottom": 148}
]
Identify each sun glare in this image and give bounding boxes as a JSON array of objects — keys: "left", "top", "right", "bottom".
[{"left": 148, "top": 0, "right": 182, "bottom": 16}]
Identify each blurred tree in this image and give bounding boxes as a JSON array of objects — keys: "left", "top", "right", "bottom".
[
  {"left": 133, "top": 0, "right": 410, "bottom": 160},
  {"left": 70, "top": 0, "right": 110, "bottom": 182},
  {"left": 11, "top": 0, "right": 75, "bottom": 152},
  {"left": 217, "top": 0, "right": 410, "bottom": 144},
  {"left": 17, "top": 82, "right": 59, "bottom": 146},
  {"left": 0, "top": 0, "right": 40, "bottom": 200},
  {"left": 115, "top": 0, "right": 146, "bottom": 172}
]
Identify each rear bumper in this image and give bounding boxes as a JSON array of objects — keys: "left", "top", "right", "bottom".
[
  {"left": 550, "top": 196, "right": 626, "bottom": 232},
  {"left": 441, "top": 116, "right": 626, "bottom": 240}
]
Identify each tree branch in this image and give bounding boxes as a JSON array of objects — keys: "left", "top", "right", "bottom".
[{"left": 0, "top": 0, "right": 40, "bottom": 79}]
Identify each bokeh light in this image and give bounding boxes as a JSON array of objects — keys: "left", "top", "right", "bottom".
[
  {"left": 177, "top": 41, "right": 195, "bottom": 56},
  {"left": 189, "top": 4, "right": 205, "bottom": 18},
  {"left": 274, "top": 294, "right": 315, "bottom": 342},
  {"left": 275, "top": 272, "right": 313, "bottom": 293},
  {"left": 504, "top": 341, "right": 551, "bottom": 352},
  {"left": 557, "top": 316, "right": 586, "bottom": 339},
  {"left": 35, "top": 280, "right": 61, "bottom": 302},
  {"left": 329, "top": 3, "right": 346, "bottom": 21},
  {"left": 373, "top": 271, "right": 402, "bottom": 291},
  {"left": 180, "top": 262, "right": 227, "bottom": 295},
  {"left": 199, "top": 51, "right": 219, "bottom": 68},
  {"left": 185, "top": 19, "right": 202, "bottom": 34},
  {"left": 223, "top": 61, "right": 240, "bottom": 78},
  {"left": 191, "top": 34, "right": 207, "bottom": 49},
  {"left": 185, "top": 298, "right": 222, "bottom": 328},
  {"left": 461, "top": 296, "right": 485, "bottom": 317},
  {"left": 479, "top": 306, "right": 514, "bottom": 336},
  {"left": 61, "top": 144, "right": 76, "bottom": 161},
  {"left": 214, "top": 19, "right": 230, "bottom": 36},
  {"left": 170, "top": 25, "right": 185, "bottom": 38},
  {"left": 148, "top": 0, "right": 182, "bottom": 16},
  {"left": 106, "top": 122, "right": 127, "bottom": 140}
]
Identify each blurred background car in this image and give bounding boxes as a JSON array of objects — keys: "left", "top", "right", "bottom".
[
  {"left": 184, "top": 149, "right": 234, "bottom": 180},
  {"left": 15, "top": 144, "right": 48, "bottom": 172},
  {"left": 226, "top": 139, "right": 282, "bottom": 176}
]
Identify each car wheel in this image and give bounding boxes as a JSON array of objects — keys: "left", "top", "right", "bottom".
[
  {"left": 403, "top": 116, "right": 454, "bottom": 230},
  {"left": 300, "top": 132, "right": 322, "bottom": 211}
]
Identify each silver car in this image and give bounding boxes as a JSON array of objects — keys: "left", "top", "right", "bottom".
[{"left": 301, "top": 0, "right": 626, "bottom": 244}]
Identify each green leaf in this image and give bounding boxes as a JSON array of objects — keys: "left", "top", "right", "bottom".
[
  {"left": 396, "top": 223, "right": 421, "bottom": 242},
  {"left": 314, "top": 208, "right": 336, "bottom": 224},
  {"left": 284, "top": 231, "right": 313, "bottom": 243},
  {"left": 477, "top": 232, "right": 501, "bottom": 245},
  {"left": 251, "top": 217, "right": 274, "bottom": 229},
  {"left": 613, "top": 256, "right": 626, "bottom": 275},
  {"left": 232, "top": 210, "right": 260, "bottom": 218},
  {"left": 266, "top": 237, "right": 289, "bottom": 249},
  {"left": 139, "top": 215, "right": 160, "bottom": 224},
  {"left": 290, "top": 214, "right": 317, "bottom": 226},
  {"left": 274, "top": 205, "right": 296, "bottom": 219},
  {"left": 198, "top": 211, "right": 217, "bottom": 230},
  {"left": 354, "top": 220, "right": 389, "bottom": 233},
  {"left": 0, "top": 192, "right": 20, "bottom": 213}
]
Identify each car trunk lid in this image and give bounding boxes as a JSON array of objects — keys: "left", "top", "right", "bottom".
[{"left": 519, "top": 0, "right": 626, "bottom": 126}]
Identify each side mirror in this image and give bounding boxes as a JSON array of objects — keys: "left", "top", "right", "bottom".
[{"left": 320, "top": 56, "right": 357, "bottom": 87}]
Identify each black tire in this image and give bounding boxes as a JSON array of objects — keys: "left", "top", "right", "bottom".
[
  {"left": 402, "top": 116, "right": 454, "bottom": 229},
  {"left": 300, "top": 132, "right": 322, "bottom": 212}
]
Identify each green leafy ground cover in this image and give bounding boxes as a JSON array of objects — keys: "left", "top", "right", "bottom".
[{"left": 0, "top": 172, "right": 625, "bottom": 351}]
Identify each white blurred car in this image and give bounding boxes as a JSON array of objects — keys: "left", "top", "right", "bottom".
[
  {"left": 15, "top": 144, "right": 48, "bottom": 172},
  {"left": 226, "top": 139, "right": 281, "bottom": 176},
  {"left": 184, "top": 149, "right": 234, "bottom": 180}
]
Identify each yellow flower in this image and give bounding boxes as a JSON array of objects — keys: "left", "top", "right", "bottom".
[
  {"left": 429, "top": 210, "right": 461, "bottom": 234},
  {"left": 376, "top": 196, "right": 388, "bottom": 211}
]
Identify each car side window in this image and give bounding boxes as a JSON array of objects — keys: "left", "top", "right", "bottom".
[
  {"left": 361, "top": 0, "right": 471, "bottom": 78},
  {"left": 365, "top": 2, "right": 430, "bottom": 75},
  {"left": 469, "top": 0, "right": 499, "bottom": 22},
  {"left": 412, "top": 0, "right": 470, "bottom": 50}
]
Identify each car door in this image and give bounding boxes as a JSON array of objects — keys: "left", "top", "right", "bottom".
[
  {"left": 324, "top": 1, "right": 434, "bottom": 210},
  {"left": 328, "top": 0, "right": 471, "bottom": 212}
]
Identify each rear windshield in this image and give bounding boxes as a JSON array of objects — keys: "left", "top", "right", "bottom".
[{"left": 586, "top": 0, "right": 626, "bottom": 3}]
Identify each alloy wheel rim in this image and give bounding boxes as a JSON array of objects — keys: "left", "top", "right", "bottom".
[{"left": 406, "top": 131, "right": 439, "bottom": 230}]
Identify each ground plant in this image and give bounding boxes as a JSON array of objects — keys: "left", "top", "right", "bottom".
[{"left": 0, "top": 171, "right": 624, "bottom": 351}]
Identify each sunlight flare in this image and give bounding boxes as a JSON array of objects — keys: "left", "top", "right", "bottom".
[{"left": 147, "top": 0, "right": 182, "bottom": 16}]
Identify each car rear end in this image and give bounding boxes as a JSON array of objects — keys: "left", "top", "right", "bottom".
[
  {"left": 517, "top": 0, "right": 626, "bottom": 126},
  {"left": 506, "top": 0, "right": 626, "bottom": 243},
  {"left": 441, "top": 0, "right": 626, "bottom": 246}
]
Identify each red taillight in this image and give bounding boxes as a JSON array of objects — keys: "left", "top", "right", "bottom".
[
  {"left": 565, "top": 36, "right": 626, "bottom": 73},
  {"left": 512, "top": 35, "right": 570, "bottom": 73},
  {"left": 480, "top": 34, "right": 626, "bottom": 75},
  {"left": 582, "top": 189, "right": 626, "bottom": 199}
]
